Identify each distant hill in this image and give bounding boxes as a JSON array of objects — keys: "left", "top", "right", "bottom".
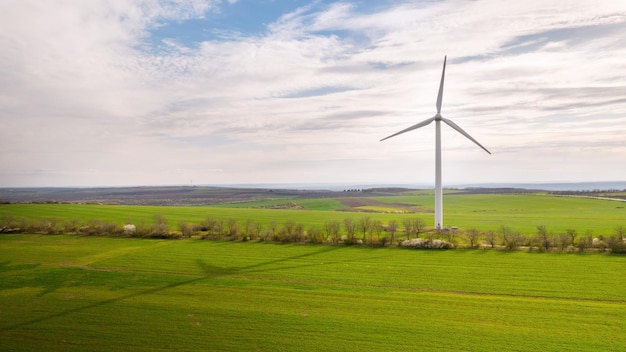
[
  {"left": 0, "top": 186, "right": 414, "bottom": 205},
  {"left": 454, "top": 181, "right": 626, "bottom": 191},
  {"left": 2, "top": 182, "right": 624, "bottom": 205}
]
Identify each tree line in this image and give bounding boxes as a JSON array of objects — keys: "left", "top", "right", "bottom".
[{"left": 1, "top": 214, "right": 624, "bottom": 253}]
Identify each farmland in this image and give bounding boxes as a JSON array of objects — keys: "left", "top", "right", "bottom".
[
  {"left": 1, "top": 234, "right": 625, "bottom": 351},
  {"left": 1, "top": 187, "right": 626, "bottom": 350},
  {"left": 1, "top": 188, "right": 625, "bottom": 235}
]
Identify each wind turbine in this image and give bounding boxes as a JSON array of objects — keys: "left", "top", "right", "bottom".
[{"left": 381, "top": 56, "right": 491, "bottom": 230}]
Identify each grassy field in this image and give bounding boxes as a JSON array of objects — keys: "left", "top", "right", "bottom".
[
  {"left": 1, "top": 234, "right": 625, "bottom": 351},
  {"left": 2, "top": 192, "right": 625, "bottom": 234}
]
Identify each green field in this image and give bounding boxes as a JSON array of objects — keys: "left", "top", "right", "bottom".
[
  {"left": 2, "top": 192, "right": 624, "bottom": 234},
  {"left": 1, "top": 234, "right": 625, "bottom": 351}
]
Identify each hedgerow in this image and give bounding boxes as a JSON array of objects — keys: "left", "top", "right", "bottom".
[{"left": 1, "top": 214, "right": 625, "bottom": 253}]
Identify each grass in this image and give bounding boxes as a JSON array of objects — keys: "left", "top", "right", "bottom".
[
  {"left": 2, "top": 192, "right": 625, "bottom": 234},
  {"left": 0, "top": 203, "right": 391, "bottom": 230},
  {"left": 1, "top": 234, "right": 625, "bottom": 351},
  {"left": 211, "top": 197, "right": 348, "bottom": 211}
]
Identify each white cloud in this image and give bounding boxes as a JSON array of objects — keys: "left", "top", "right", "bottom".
[{"left": 1, "top": 0, "right": 625, "bottom": 187}]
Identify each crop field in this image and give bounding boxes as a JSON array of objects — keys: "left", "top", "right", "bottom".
[
  {"left": 1, "top": 191, "right": 625, "bottom": 234},
  {"left": 1, "top": 234, "right": 625, "bottom": 351}
]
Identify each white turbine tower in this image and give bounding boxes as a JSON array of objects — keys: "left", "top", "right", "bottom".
[{"left": 381, "top": 56, "right": 491, "bottom": 230}]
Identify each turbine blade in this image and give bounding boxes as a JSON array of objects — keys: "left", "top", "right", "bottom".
[
  {"left": 380, "top": 117, "right": 436, "bottom": 141},
  {"left": 441, "top": 118, "right": 491, "bottom": 154},
  {"left": 436, "top": 56, "right": 447, "bottom": 114}
]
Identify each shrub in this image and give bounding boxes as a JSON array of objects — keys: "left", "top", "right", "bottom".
[
  {"left": 270, "top": 221, "right": 306, "bottom": 243},
  {"left": 557, "top": 233, "right": 572, "bottom": 251},
  {"left": 123, "top": 224, "right": 136, "bottom": 236},
  {"left": 133, "top": 219, "right": 150, "bottom": 237},
  {"left": 576, "top": 235, "right": 592, "bottom": 252},
  {"left": 343, "top": 218, "right": 356, "bottom": 240},
  {"left": 80, "top": 219, "right": 121, "bottom": 236},
  {"left": 307, "top": 226, "right": 324, "bottom": 244},
  {"left": 63, "top": 218, "right": 81, "bottom": 234},
  {"left": 324, "top": 220, "right": 341, "bottom": 244},
  {"left": 378, "top": 236, "right": 389, "bottom": 247},
  {"left": 277, "top": 227, "right": 291, "bottom": 243},
  {"left": 400, "top": 238, "right": 454, "bottom": 249},
  {"left": 293, "top": 223, "right": 305, "bottom": 242},
  {"left": 40, "top": 217, "right": 63, "bottom": 234},
  {"left": 178, "top": 221, "right": 196, "bottom": 238},
  {"left": 607, "top": 236, "right": 626, "bottom": 254},
  {"left": 226, "top": 218, "right": 239, "bottom": 240},
  {"left": 500, "top": 225, "right": 523, "bottom": 251},
  {"left": 342, "top": 235, "right": 358, "bottom": 246},
  {"left": 150, "top": 215, "right": 169, "bottom": 238},
  {"left": 245, "top": 219, "right": 262, "bottom": 241},
  {"left": 592, "top": 237, "right": 607, "bottom": 251},
  {"left": 0, "top": 214, "right": 20, "bottom": 229},
  {"left": 504, "top": 233, "right": 524, "bottom": 250}
]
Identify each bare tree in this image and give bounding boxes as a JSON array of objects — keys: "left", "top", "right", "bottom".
[
  {"left": 214, "top": 219, "right": 224, "bottom": 239},
  {"left": 179, "top": 220, "right": 195, "bottom": 238},
  {"left": 283, "top": 220, "right": 295, "bottom": 239},
  {"left": 557, "top": 232, "right": 571, "bottom": 251},
  {"left": 402, "top": 218, "right": 413, "bottom": 239},
  {"left": 500, "top": 225, "right": 523, "bottom": 250},
  {"left": 465, "top": 228, "right": 481, "bottom": 248},
  {"left": 402, "top": 218, "right": 425, "bottom": 239},
  {"left": 226, "top": 218, "right": 239, "bottom": 240},
  {"left": 499, "top": 225, "right": 511, "bottom": 246},
  {"left": 134, "top": 219, "right": 149, "bottom": 237},
  {"left": 245, "top": 219, "right": 262, "bottom": 241},
  {"left": 244, "top": 219, "right": 254, "bottom": 240},
  {"left": 151, "top": 214, "right": 169, "bottom": 237},
  {"left": 386, "top": 220, "right": 398, "bottom": 245},
  {"left": 607, "top": 234, "right": 626, "bottom": 253},
  {"left": 413, "top": 218, "right": 426, "bottom": 238},
  {"left": 370, "top": 219, "right": 383, "bottom": 245},
  {"left": 536, "top": 225, "right": 551, "bottom": 250},
  {"left": 269, "top": 220, "right": 278, "bottom": 239},
  {"left": 566, "top": 229, "right": 577, "bottom": 244},
  {"left": 614, "top": 225, "right": 625, "bottom": 240},
  {"left": 324, "top": 220, "right": 341, "bottom": 243},
  {"left": 0, "top": 214, "right": 20, "bottom": 229},
  {"left": 200, "top": 216, "right": 212, "bottom": 232},
  {"left": 307, "top": 226, "right": 323, "bottom": 243},
  {"left": 508, "top": 232, "right": 524, "bottom": 250},
  {"left": 64, "top": 218, "right": 81, "bottom": 234},
  {"left": 576, "top": 234, "right": 593, "bottom": 252},
  {"left": 201, "top": 216, "right": 223, "bottom": 239},
  {"left": 254, "top": 222, "right": 263, "bottom": 240},
  {"left": 484, "top": 230, "right": 497, "bottom": 248},
  {"left": 358, "top": 216, "right": 371, "bottom": 241},
  {"left": 294, "top": 223, "right": 305, "bottom": 242},
  {"left": 444, "top": 227, "right": 457, "bottom": 243},
  {"left": 343, "top": 218, "right": 356, "bottom": 240}
]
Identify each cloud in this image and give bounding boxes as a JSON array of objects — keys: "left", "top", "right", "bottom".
[{"left": 1, "top": 0, "right": 626, "bottom": 186}]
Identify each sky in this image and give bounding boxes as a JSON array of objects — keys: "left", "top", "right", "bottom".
[{"left": 1, "top": 0, "right": 625, "bottom": 188}]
